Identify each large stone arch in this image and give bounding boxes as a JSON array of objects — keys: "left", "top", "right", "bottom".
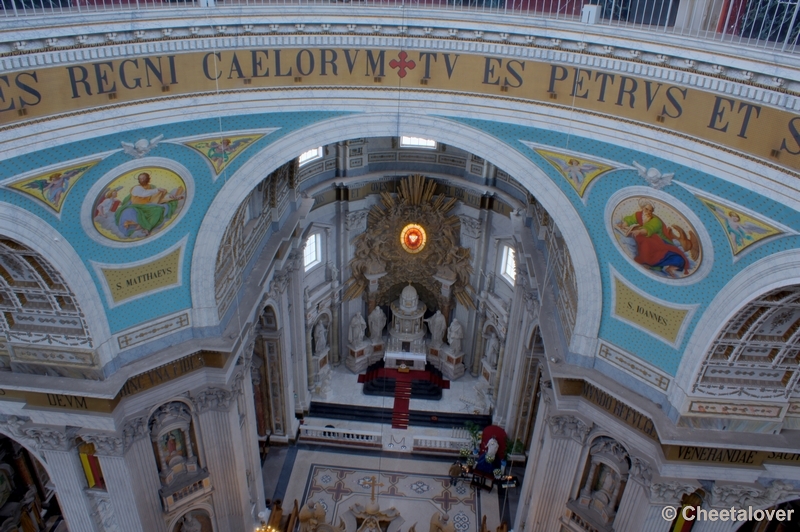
[
  {"left": 190, "top": 112, "right": 603, "bottom": 356},
  {"left": 671, "top": 249, "right": 800, "bottom": 410},
  {"left": 0, "top": 203, "right": 113, "bottom": 365}
]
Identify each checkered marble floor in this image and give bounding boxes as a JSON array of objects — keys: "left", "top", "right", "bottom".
[{"left": 281, "top": 450, "right": 501, "bottom": 532}]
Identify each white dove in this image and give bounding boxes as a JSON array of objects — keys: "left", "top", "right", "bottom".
[
  {"left": 632, "top": 161, "right": 674, "bottom": 189},
  {"left": 121, "top": 134, "right": 164, "bottom": 158}
]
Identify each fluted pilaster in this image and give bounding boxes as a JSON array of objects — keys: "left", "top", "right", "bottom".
[
  {"left": 198, "top": 408, "right": 247, "bottom": 531},
  {"left": 523, "top": 421, "right": 587, "bottom": 530},
  {"left": 98, "top": 455, "right": 145, "bottom": 532},
  {"left": 615, "top": 479, "right": 674, "bottom": 532},
  {"left": 123, "top": 436, "right": 165, "bottom": 532},
  {"left": 471, "top": 312, "right": 487, "bottom": 376},
  {"left": 330, "top": 304, "right": 340, "bottom": 366},
  {"left": 306, "top": 322, "right": 315, "bottom": 390},
  {"left": 241, "top": 372, "right": 266, "bottom": 524},
  {"left": 42, "top": 449, "right": 99, "bottom": 532},
  {"left": 640, "top": 504, "right": 676, "bottom": 532}
]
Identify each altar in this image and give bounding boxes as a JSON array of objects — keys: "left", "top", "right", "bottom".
[{"left": 384, "top": 351, "right": 427, "bottom": 371}]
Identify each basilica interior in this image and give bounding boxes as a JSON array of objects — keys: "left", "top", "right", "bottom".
[{"left": 0, "top": 3, "right": 799, "bottom": 532}]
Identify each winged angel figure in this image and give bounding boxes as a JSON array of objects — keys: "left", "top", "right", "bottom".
[
  {"left": 632, "top": 161, "right": 673, "bottom": 190},
  {"left": 22, "top": 166, "right": 86, "bottom": 207},
  {"left": 706, "top": 203, "right": 771, "bottom": 248},
  {"left": 121, "top": 135, "right": 164, "bottom": 158},
  {"left": 548, "top": 157, "right": 604, "bottom": 188}
]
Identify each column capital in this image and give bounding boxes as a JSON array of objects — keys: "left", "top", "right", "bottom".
[
  {"left": 27, "top": 426, "right": 80, "bottom": 451},
  {"left": 122, "top": 415, "right": 148, "bottom": 452},
  {"left": 0, "top": 417, "right": 81, "bottom": 452},
  {"left": 81, "top": 432, "right": 124, "bottom": 457},
  {"left": 710, "top": 480, "right": 799, "bottom": 509},
  {"left": 547, "top": 414, "right": 591, "bottom": 445},
  {"left": 192, "top": 386, "right": 236, "bottom": 413},
  {"left": 649, "top": 481, "right": 698, "bottom": 505},
  {"left": 629, "top": 456, "right": 654, "bottom": 487}
]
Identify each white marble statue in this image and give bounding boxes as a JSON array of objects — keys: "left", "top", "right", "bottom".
[
  {"left": 180, "top": 513, "right": 202, "bottom": 532},
  {"left": 314, "top": 321, "right": 328, "bottom": 354},
  {"left": 447, "top": 319, "right": 463, "bottom": 353},
  {"left": 368, "top": 306, "right": 386, "bottom": 340},
  {"left": 485, "top": 436, "right": 499, "bottom": 462},
  {"left": 425, "top": 310, "right": 447, "bottom": 346},
  {"left": 348, "top": 312, "right": 367, "bottom": 345},
  {"left": 485, "top": 331, "right": 500, "bottom": 368}
]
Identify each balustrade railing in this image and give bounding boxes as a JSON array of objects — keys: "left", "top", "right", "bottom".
[
  {"left": 412, "top": 435, "right": 470, "bottom": 453},
  {"left": 1, "top": 0, "right": 799, "bottom": 55},
  {"left": 298, "top": 425, "right": 382, "bottom": 447}
]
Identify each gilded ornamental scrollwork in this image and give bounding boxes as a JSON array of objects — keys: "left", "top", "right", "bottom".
[{"left": 344, "top": 175, "right": 475, "bottom": 310}]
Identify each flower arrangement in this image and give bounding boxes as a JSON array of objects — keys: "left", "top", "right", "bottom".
[
  {"left": 466, "top": 457, "right": 476, "bottom": 468},
  {"left": 493, "top": 468, "right": 503, "bottom": 479},
  {"left": 464, "top": 421, "right": 482, "bottom": 449}
]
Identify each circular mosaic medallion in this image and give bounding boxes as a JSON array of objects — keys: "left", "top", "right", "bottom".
[
  {"left": 400, "top": 223, "right": 427, "bottom": 254},
  {"left": 610, "top": 195, "right": 703, "bottom": 280},
  {"left": 92, "top": 167, "right": 187, "bottom": 243}
]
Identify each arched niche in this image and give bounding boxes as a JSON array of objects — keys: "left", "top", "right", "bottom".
[
  {"left": 190, "top": 114, "right": 602, "bottom": 359},
  {"left": 252, "top": 304, "right": 288, "bottom": 440},
  {"left": 0, "top": 433, "right": 63, "bottom": 532},
  {"left": 171, "top": 507, "right": 215, "bottom": 532},
  {"left": 569, "top": 436, "right": 631, "bottom": 530},
  {"left": 149, "top": 401, "right": 200, "bottom": 485},
  {"left": 312, "top": 312, "right": 331, "bottom": 357}
]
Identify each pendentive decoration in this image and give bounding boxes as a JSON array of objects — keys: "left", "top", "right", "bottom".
[
  {"left": 344, "top": 174, "right": 474, "bottom": 312},
  {"left": 400, "top": 223, "right": 426, "bottom": 253},
  {"left": 7, "top": 160, "right": 100, "bottom": 214},
  {"left": 698, "top": 195, "right": 783, "bottom": 257},
  {"left": 183, "top": 134, "right": 263, "bottom": 175}
]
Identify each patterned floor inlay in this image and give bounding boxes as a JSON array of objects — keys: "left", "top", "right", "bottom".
[{"left": 301, "top": 464, "right": 481, "bottom": 531}]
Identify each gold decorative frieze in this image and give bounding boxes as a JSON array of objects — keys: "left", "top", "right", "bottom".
[
  {"left": 117, "top": 312, "right": 190, "bottom": 350},
  {"left": 688, "top": 401, "right": 783, "bottom": 418},
  {"left": 10, "top": 346, "right": 95, "bottom": 367},
  {"left": 597, "top": 342, "right": 671, "bottom": 392}
]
